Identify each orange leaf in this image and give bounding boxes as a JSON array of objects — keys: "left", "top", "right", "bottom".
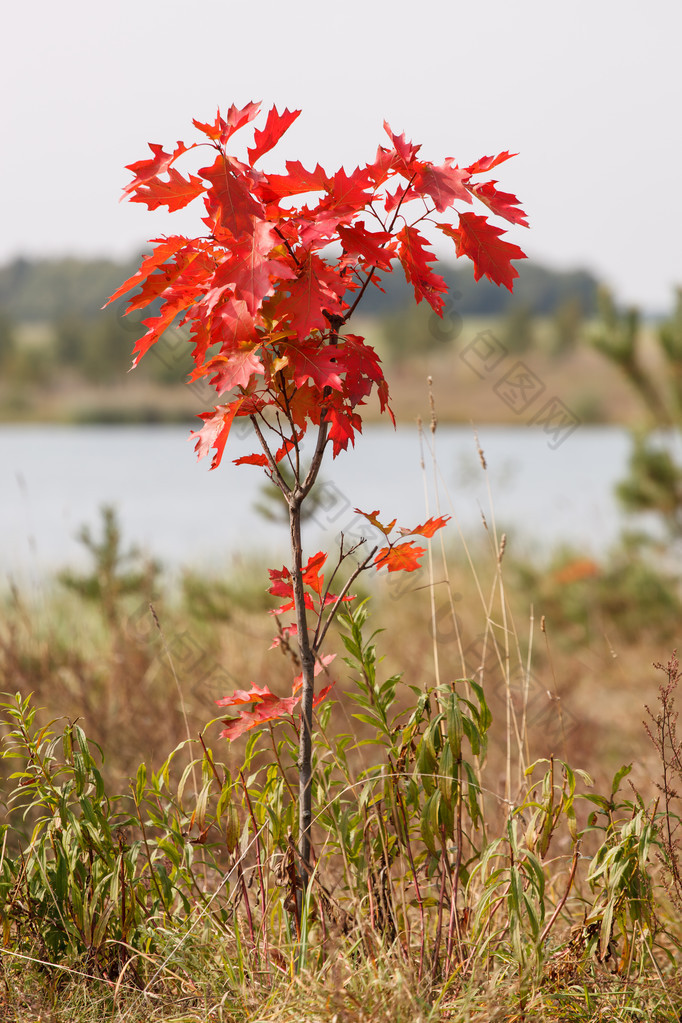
[{"left": 374, "top": 542, "right": 426, "bottom": 573}]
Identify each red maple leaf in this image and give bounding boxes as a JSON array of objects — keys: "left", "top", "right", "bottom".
[
  {"left": 217, "top": 669, "right": 334, "bottom": 742},
  {"left": 337, "top": 222, "right": 395, "bottom": 269},
  {"left": 213, "top": 220, "right": 296, "bottom": 316},
  {"left": 199, "top": 348, "right": 264, "bottom": 395},
  {"left": 104, "top": 236, "right": 190, "bottom": 308},
  {"left": 292, "top": 653, "right": 336, "bottom": 692},
  {"left": 277, "top": 254, "right": 347, "bottom": 338},
  {"left": 302, "top": 551, "right": 327, "bottom": 596},
  {"left": 122, "top": 141, "right": 190, "bottom": 198},
  {"left": 133, "top": 288, "right": 198, "bottom": 365},
  {"left": 199, "top": 154, "right": 263, "bottom": 239},
  {"left": 353, "top": 508, "right": 397, "bottom": 537},
  {"left": 374, "top": 542, "right": 426, "bottom": 573},
  {"left": 414, "top": 160, "right": 472, "bottom": 212},
  {"left": 405, "top": 515, "right": 451, "bottom": 539},
  {"left": 248, "top": 105, "right": 301, "bottom": 163},
  {"left": 204, "top": 296, "right": 258, "bottom": 357},
  {"left": 191, "top": 400, "right": 243, "bottom": 470},
  {"left": 259, "top": 161, "right": 328, "bottom": 201},
  {"left": 193, "top": 102, "right": 261, "bottom": 144},
  {"left": 129, "top": 167, "right": 206, "bottom": 212},
  {"left": 328, "top": 407, "right": 362, "bottom": 456},
  {"left": 216, "top": 683, "right": 272, "bottom": 708},
  {"left": 218, "top": 691, "right": 300, "bottom": 741},
  {"left": 320, "top": 167, "right": 374, "bottom": 217},
  {"left": 233, "top": 453, "right": 269, "bottom": 467},
  {"left": 384, "top": 183, "right": 421, "bottom": 213},
  {"left": 268, "top": 565, "right": 293, "bottom": 600},
  {"left": 396, "top": 226, "right": 447, "bottom": 314},
  {"left": 469, "top": 181, "right": 529, "bottom": 228},
  {"left": 465, "top": 151, "right": 517, "bottom": 175},
  {"left": 290, "top": 343, "right": 343, "bottom": 392},
  {"left": 383, "top": 122, "right": 422, "bottom": 173},
  {"left": 439, "top": 212, "right": 526, "bottom": 292}
]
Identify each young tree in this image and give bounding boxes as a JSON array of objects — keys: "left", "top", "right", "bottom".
[{"left": 109, "top": 102, "right": 527, "bottom": 891}]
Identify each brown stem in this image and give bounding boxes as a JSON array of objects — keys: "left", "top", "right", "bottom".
[
  {"left": 240, "top": 770, "right": 268, "bottom": 926},
  {"left": 538, "top": 841, "right": 581, "bottom": 946},
  {"left": 290, "top": 499, "right": 316, "bottom": 892}
]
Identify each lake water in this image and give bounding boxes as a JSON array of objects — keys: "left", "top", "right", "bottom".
[{"left": 0, "top": 422, "right": 637, "bottom": 584}]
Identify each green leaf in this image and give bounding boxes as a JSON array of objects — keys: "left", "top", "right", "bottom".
[{"left": 611, "top": 764, "right": 633, "bottom": 798}]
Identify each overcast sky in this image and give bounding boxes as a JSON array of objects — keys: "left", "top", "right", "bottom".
[{"left": 2, "top": 0, "right": 680, "bottom": 312}]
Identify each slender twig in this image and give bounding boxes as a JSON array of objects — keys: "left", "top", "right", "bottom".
[
  {"left": 250, "top": 414, "right": 291, "bottom": 500},
  {"left": 197, "top": 732, "right": 225, "bottom": 788},
  {"left": 312, "top": 545, "right": 378, "bottom": 652},
  {"left": 538, "top": 841, "right": 581, "bottom": 946},
  {"left": 239, "top": 770, "right": 268, "bottom": 945}
]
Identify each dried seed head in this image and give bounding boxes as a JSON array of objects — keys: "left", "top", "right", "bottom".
[
  {"left": 427, "top": 376, "right": 437, "bottom": 434},
  {"left": 473, "top": 428, "right": 487, "bottom": 470}
]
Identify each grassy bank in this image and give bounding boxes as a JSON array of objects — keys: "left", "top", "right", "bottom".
[
  {"left": 1, "top": 501, "right": 681, "bottom": 1021},
  {"left": 0, "top": 315, "right": 661, "bottom": 429}
]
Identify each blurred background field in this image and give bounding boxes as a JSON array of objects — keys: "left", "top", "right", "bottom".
[{"left": 0, "top": 252, "right": 664, "bottom": 427}]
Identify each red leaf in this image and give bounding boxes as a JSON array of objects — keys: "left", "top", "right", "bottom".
[
  {"left": 268, "top": 565, "right": 293, "bottom": 599},
  {"left": 414, "top": 160, "right": 472, "bottom": 212},
  {"left": 291, "top": 343, "right": 343, "bottom": 392},
  {"left": 469, "top": 181, "right": 528, "bottom": 228},
  {"left": 104, "top": 236, "right": 190, "bottom": 308},
  {"left": 384, "top": 183, "right": 421, "bottom": 213},
  {"left": 196, "top": 348, "right": 264, "bottom": 396},
  {"left": 216, "top": 683, "right": 272, "bottom": 707},
  {"left": 199, "top": 154, "right": 263, "bottom": 239},
  {"left": 353, "top": 508, "right": 397, "bottom": 537},
  {"left": 207, "top": 297, "right": 258, "bottom": 356},
  {"left": 406, "top": 515, "right": 451, "bottom": 539},
  {"left": 219, "top": 692, "right": 300, "bottom": 741},
  {"left": 439, "top": 212, "right": 526, "bottom": 292},
  {"left": 133, "top": 290, "right": 195, "bottom": 365},
  {"left": 248, "top": 106, "right": 301, "bottom": 163},
  {"left": 122, "top": 141, "right": 190, "bottom": 198},
  {"left": 233, "top": 453, "right": 269, "bottom": 467},
  {"left": 321, "top": 166, "right": 374, "bottom": 216},
  {"left": 191, "top": 401, "right": 242, "bottom": 470},
  {"left": 365, "top": 145, "right": 399, "bottom": 187},
  {"left": 277, "top": 254, "right": 346, "bottom": 338},
  {"left": 465, "top": 151, "right": 516, "bottom": 175},
  {"left": 269, "top": 623, "right": 298, "bottom": 649},
  {"left": 374, "top": 542, "right": 426, "bottom": 573},
  {"left": 337, "top": 222, "right": 395, "bottom": 270},
  {"left": 274, "top": 431, "right": 304, "bottom": 463},
  {"left": 328, "top": 406, "right": 362, "bottom": 456},
  {"left": 313, "top": 682, "right": 335, "bottom": 707},
  {"left": 213, "top": 220, "right": 296, "bottom": 316},
  {"left": 302, "top": 551, "right": 327, "bottom": 596},
  {"left": 396, "top": 226, "right": 447, "bottom": 314},
  {"left": 383, "top": 122, "right": 422, "bottom": 173},
  {"left": 218, "top": 666, "right": 335, "bottom": 741},
  {"left": 129, "top": 167, "right": 205, "bottom": 212},
  {"left": 260, "top": 161, "right": 328, "bottom": 201},
  {"left": 193, "top": 102, "right": 261, "bottom": 144}
]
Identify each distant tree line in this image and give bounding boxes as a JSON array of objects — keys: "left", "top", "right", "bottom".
[
  {"left": 0, "top": 252, "right": 601, "bottom": 391},
  {"left": 360, "top": 258, "right": 600, "bottom": 318},
  {"left": 0, "top": 253, "right": 600, "bottom": 325}
]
